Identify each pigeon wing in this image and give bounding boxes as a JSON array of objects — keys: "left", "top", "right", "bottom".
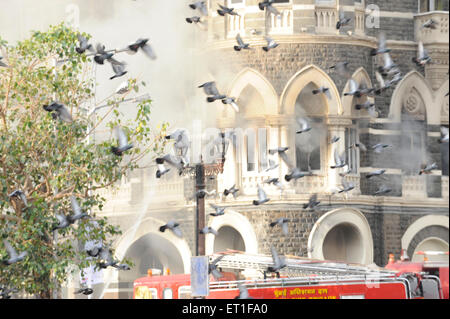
[
  {"left": 3, "top": 240, "right": 18, "bottom": 259},
  {"left": 142, "top": 44, "right": 157, "bottom": 60},
  {"left": 116, "top": 127, "right": 128, "bottom": 148}
]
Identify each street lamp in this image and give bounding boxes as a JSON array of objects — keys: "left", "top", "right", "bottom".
[{"left": 182, "top": 132, "right": 228, "bottom": 257}]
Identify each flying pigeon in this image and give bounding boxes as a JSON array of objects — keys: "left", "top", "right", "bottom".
[
  {"left": 224, "top": 185, "right": 239, "bottom": 199},
  {"left": 0, "top": 56, "right": 8, "bottom": 68},
  {"left": 366, "top": 169, "right": 386, "bottom": 179},
  {"left": 285, "top": 167, "right": 308, "bottom": 182},
  {"left": 189, "top": 1, "right": 208, "bottom": 16},
  {"left": 373, "top": 185, "right": 392, "bottom": 196},
  {"left": 217, "top": 4, "right": 239, "bottom": 16},
  {"left": 93, "top": 43, "right": 121, "bottom": 65},
  {"left": 68, "top": 196, "right": 89, "bottom": 224},
  {"left": 253, "top": 185, "right": 270, "bottom": 206},
  {"left": 199, "top": 81, "right": 227, "bottom": 103},
  {"left": 303, "top": 193, "right": 320, "bottom": 210},
  {"left": 2, "top": 239, "right": 27, "bottom": 265},
  {"left": 412, "top": 41, "right": 431, "bottom": 66},
  {"left": 159, "top": 220, "right": 183, "bottom": 238},
  {"left": 210, "top": 204, "right": 225, "bottom": 217},
  {"left": 330, "top": 136, "right": 340, "bottom": 144},
  {"left": 269, "top": 218, "right": 290, "bottom": 236},
  {"left": 267, "top": 245, "right": 286, "bottom": 274},
  {"left": 312, "top": 86, "right": 332, "bottom": 100},
  {"left": 374, "top": 71, "right": 391, "bottom": 95},
  {"left": 330, "top": 62, "right": 350, "bottom": 79},
  {"left": 296, "top": 117, "right": 312, "bottom": 134},
  {"left": 156, "top": 163, "right": 170, "bottom": 178},
  {"left": 125, "top": 38, "right": 157, "bottom": 60},
  {"left": 196, "top": 189, "right": 216, "bottom": 199},
  {"left": 52, "top": 213, "right": 71, "bottom": 231},
  {"left": 234, "top": 33, "right": 250, "bottom": 52},
  {"left": 339, "top": 166, "right": 353, "bottom": 177},
  {"left": 348, "top": 142, "right": 367, "bottom": 152},
  {"left": 438, "top": 127, "right": 449, "bottom": 144},
  {"left": 76, "top": 34, "right": 94, "bottom": 54},
  {"left": 222, "top": 97, "right": 240, "bottom": 112},
  {"left": 186, "top": 16, "right": 202, "bottom": 24},
  {"left": 43, "top": 102, "right": 73, "bottom": 123},
  {"left": 336, "top": 8, "right": 351, "bottom": 30},
  {"left": 156, "top": 154, "right": 186, "bottom": 175},
  {"left": 372, "top": 143, "right": 390, "bottom": 153},
  {"left": 331, "top": 149, "right": 346, "bottom": 169},
  {"left": 0, "top": 286, "right": 18, "bottom": 299},
  {"left": 419, "top": 163, "right": 438, "bottom": 175},
  {"left": 110, "top": 62, "right": 127, "bottom": 80},
  {"left": 355, "top": 101, "right": 378, "bottom": 118},
  {"left": 378, "top": 52, "right": 397, "bottom": 76},
  {"left": 75, "top": 287, "right": 94, "bottom": 296},
  {"left": 97, "top": 247, "right": 129, "bottom": 270},
  {"left": 8, "top": 190, "right": 28, "bottom": 208},
  {"left": 371, "top": 33, "right": 391, "bottom": 56},
  {"left": 264, "top": 178, "right": 284, "bottom": 191},
  {"left": 338, "top": 177, "right": 355, "bottom": 193},
  {"left": 209, "top": 255, "right": 224, "bottom": 279},
  {"left": 115, "top": 81, "right": 130, "bottom": 95},
  {"left": 111, "top": 127, "right": 133, "bottom": 156},
  {"left": 166, "top": 129, "right": 190, "bottom": 159},
  {"left": 200, "top": 227, "right": 218, "bottom": 236},
  {"left": 258, "top": 0, "right": 281, "bottom": 16},
  {"left": 265, "top": 159, "right": 279, "bottom": 172},
  {"left": 344, "top": 79, "right": 362, "bottom": 97},
  {"left": 263, "top": 37, "right": 279, "bottom": 52}
]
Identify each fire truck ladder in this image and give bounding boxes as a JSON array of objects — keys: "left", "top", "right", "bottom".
[{"left": 210, "top": 251, "right": 397, "bottom": 278}]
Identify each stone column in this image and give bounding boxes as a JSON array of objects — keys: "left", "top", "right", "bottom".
[{"left": 326, "top": 116, "right": 353, "bottom": 194}]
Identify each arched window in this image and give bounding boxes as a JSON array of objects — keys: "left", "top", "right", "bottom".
[{"left": 294, "top": 82, "right": 327, "bottom": 172}]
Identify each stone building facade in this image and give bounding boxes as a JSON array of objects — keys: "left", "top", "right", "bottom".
[{"left": 81, "top": 0, "right": 449, "bottom": 299}]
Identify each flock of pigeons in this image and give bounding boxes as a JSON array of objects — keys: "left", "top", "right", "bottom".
[
  {"left": 1, "top": 0, "right": 449, "bottom": 300},
  {"left": 0, "top": 29, "right": 163, "bottom": 298},
  {"left": 157, "top": 1, "right": 449, "bottom": 299}
]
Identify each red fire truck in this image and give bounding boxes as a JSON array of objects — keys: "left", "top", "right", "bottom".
[{"left": 133, "top": 250, "right": 448, "bottom": 299}]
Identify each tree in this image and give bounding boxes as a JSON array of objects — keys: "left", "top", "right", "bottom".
[{"left": 0, "top": 23, "right": 168, "bottom": 298}]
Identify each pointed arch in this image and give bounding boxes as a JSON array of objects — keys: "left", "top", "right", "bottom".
[
  {"left": 226, "top": 67, "right": 278, "bottom": 118},
  {"left": 280, "top": 65, "right": 342, "bottom": 116},
  {"left": 342, "top": 67, "right": 375, "bottom": 117},
  {"left": 436, "top": 78, "right": 449, "bottom": 125},
  {"left": 114, "top": 217, "right": 192, "bottom": 274},
  {"left": 388, "top": 71, "right": 436, "bottom": 124}
]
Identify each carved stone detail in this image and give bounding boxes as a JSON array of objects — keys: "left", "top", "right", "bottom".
[{"left": 402, "top": 88, "right": 425, "bottom": 118}]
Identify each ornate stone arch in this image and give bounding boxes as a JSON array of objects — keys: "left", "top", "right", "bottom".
[
  {"left": 436, "top": 79, "right": 449, "bottom": 125},
  {"left": 280, "top": 65, "right": 342, "bottom": 116},
  {"left": 308, "top": 207, "right": 374, "bottom": 265},
  {"left": 342, "top": 67, "right": 375, "bottom": 117},
  {"left": 205, "top": 210, "right": 258, "bottom": 255},
  {"left": 114, "top": 216, "right": 192, "bottom": 274},
  {"left": 401, "top": 215, "right": 449, "bottom": 255},
  {"left": 225, "top": 67, "right": 278, "bottom": 118},
  {"left": 388, "top": 71, "right": 437, "bottom": 124}
]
